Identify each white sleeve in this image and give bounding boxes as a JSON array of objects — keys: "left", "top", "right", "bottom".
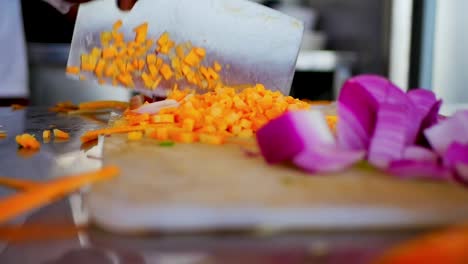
[{"left": 41, "top": 0, "right": 75, "bottom": 14}]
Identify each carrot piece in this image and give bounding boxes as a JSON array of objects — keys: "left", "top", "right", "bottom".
[
  {"left": 113, "top": 20, "right": 123, "bottom": 31},
  {"left": 160, "top": 64, "right": 173, "bottom": 80},
  {"left": 53, "top": 129, "right": 70, "bottom": 140},
  {"left": 133, "top": 22, "right": 148, "bottom": 43},
  {"left": 0, "top": 177, "right": 40, "bottom": 191},
  {"left": 127, "top": 131, "right": 143, "bottom": 141},
  {"left": 79, "top": 100, "right": 129, "bottom": 110},
  {"left": 117, "top": 73, "right": 134, "bottom": 87},
  {"left": 15, "top": 134, "right": 40, "bottom": 150},
  {"left": 194, "top": 47, "right": 206, "bottom": 57},
  {"left": 152, "top": 114, "right": 175, "bottom": 124},
  {"left": 199, "top": 134, "right": 225, "bottom": 145},
  {"left": 102, "top": 46, "right": 117, "bottom": 60},
  {"left": 66, "top": 66, "right": 80, "bottom": 75},
  {"left": 148, "top": 64, "right": 159, "bottom": 78},
  {"left": 0, "top": 166, "right": 119, "bottom": 224},
  {"left": 157, "top": 32, "right": 170, "bottom": 46},
  {"left": 80, "top": 126, "right": 146, "bottom": 143},
  {"left": 137, "top": 59, "right": 145, "bottom": 71},
  {"left": 141, "top": 72, "right": 153, "bottom": 88},
  {"left": 150, "top": 127, "right": 169, "bottom": 141},
  {"left": 213, "top": 61, "right": 222, "bottom": 72},
  {"left": 0, "top": 132, "right": 7, "bottom": 139},
  {"left": 94, "top": 59, "right": 106, "bottom": 78},
  {"left": 184, "top": 49, "right": 200, "bottom": 66},
  {"left": 182, "top": 118, "right": 195, "bottom": 132},
  {"left": 237, "top": 129, "right": 253, "bottom": 138},
  {"left": 172, "top": 131, "right": 197, "bottom": 143},
  {"left": 42, "top": 130, "right": 51, "bottom": 140}
]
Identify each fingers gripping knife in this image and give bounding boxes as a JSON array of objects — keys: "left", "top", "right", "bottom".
[{"left": 67, "top": 0, "right": 304, "bottom": 97}]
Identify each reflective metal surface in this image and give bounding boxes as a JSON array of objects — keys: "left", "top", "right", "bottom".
[{"left": 0, "top": 107, "right": 423, "bottom": 264}]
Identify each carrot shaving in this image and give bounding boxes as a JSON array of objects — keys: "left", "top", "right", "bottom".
[
  {"left": 80, "top": 125, "right": 147, "bottom": 143},
  {"left": 0, "top": 166, "right": 119, "bottom": 224},
  {"left": 0, "top": 177, "right": 40, "bottom": 191},
  {"left": 78, "top": 100, "right": 129, "bottom": 110}
]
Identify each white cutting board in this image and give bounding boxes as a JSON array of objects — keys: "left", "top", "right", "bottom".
[{"left": 85, "top": 135, "right": 468, "bottom": 233}]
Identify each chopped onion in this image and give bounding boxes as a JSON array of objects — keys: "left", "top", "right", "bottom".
[
  {"left": 368, "top": 103, "right": 409, "bottom": 168},
  {"left": 133, "top": 99, "right": 179, "bottom": 114},
  {"left": 402, "top": 145, "right": 438, "bottom": 162},
  {"left": 443, "top": 142, "right": 468, "bottom": 168},
  {"left": 407, "top": 89, "right": 437, "bottom": 113},
  {"left": 336, "top": 78, "right": 379, "bottom": 150},
  {"left": 424, "top": 110, "right": 468, "bottom": 155},
  {"left": 256, "top": 110, "right": 334, "bottom": 164},
  {"left": 293, "top": 147, "right": 365, "bottom": 173},
  {"left": 387, "top": 160, "right": 452, "bottom": 180}
]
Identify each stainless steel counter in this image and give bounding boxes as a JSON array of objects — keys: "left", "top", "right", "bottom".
[{"left": 0, "top": 107, "right": 425, "bottom": 264}]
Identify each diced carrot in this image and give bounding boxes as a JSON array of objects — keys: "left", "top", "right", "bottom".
[
  {"left": 81, "top": 126, "right": 146, "bottom": 143},
  {"left": 184, "top": 49, "right": 200, "bottom": 66},
  {"left": 42, "top": 130, "right": 51, "bottom": 140},
  {"left": 182, "top": 118, "right": 195, "bottom": 132},
  {"left": 160, "top": 64, "right": 173, "bottom": 80},
  {"left": 94, "top": 59, "right": 106, "bottom": 78},
  {"left": 53, "top": 129, "right": 70, "bottom": 140},
  {"left": 133, "top": 22, "right": 148, "bottom": 43},
  {"left": 113, "top": 19, "right": 123, "bottom": 31},
  {"left": 127, "top": 131, "right": 143, "bottom": 141},
  {"left": 152, "top": 114, "right": 175, "bottom": 124},
  {"left": 16, "top": 134, "right": 40, "bottom": 150},
  {"left": 150, "top": 127, "right": 169, "bottom": 141},
  {"left": 199, "top": 134, "right": 225, "bottom": 145},
  {"left": 213, "top": 61, "right": 222, "bottom": 72},
  {"left": 66, "top": 66, "right": 80, "bottom": 75},
  {"left": 171, "top": 131, "right": 197, "bottom": 143},
  {"left": 79, "top": 100, "right": 129, "bottom": 110},
  {"left": 194, "top": 47, "right": 206, "bottom": 57}
]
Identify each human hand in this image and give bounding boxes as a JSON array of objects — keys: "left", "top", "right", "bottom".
[{"left": 63, "top": 0, "right": 138, "bottom": 21}]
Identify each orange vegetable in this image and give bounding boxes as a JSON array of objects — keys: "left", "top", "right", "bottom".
[
  {"left": 15, "top": 134, "right": 40, "bottom": 150},
  {"left": 133, "top": 22, "right": 148, "bottom": 43},
  {"left": 80, "top": 126, "right": 146, "bottom": 143},
  {"left": 0, "top": 166, "right": 119, "bottom": 224},
  {"left": 79, "top": 100, "right": 129, "bottom": 110},
  {"left": 160, "top": 64, "right": 173, "bottom": 80},
  {"left": 127, "top": 131, "right": 143, "bottom": 141},
  {"left": 53, "top": 129, "right": 70, "bottom": 140},
  {"left": 66, "top": 66, "right": 80, "bottom": 75},
  {"left": 113, "top": 20, "right": 123, "bottom": 31},
  {"left": 42, "top": 130, "right": 51, "bottom": 140},
  {"left": 0, "top": 132, "right": 7, "bottom": 139}
]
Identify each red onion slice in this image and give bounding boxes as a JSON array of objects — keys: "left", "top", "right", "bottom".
[
  {"left": 387, "top": 160, "right": 452, "bottom": 180},
  {"left": 424, "top": 110, "right": 468, "bottom": 155},
  {"left": 293, "top": 147, "right": 365, "bottom": 173},
  {"left": 368, "top": 103, "right": 410, "bottom": 168},
  {"left": 256, "top": 110, "right": 334, "bottom": 164},
  {"left": 402, "top": 146, "right": 439, "bottom": 162}
]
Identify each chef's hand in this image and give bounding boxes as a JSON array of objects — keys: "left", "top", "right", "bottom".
[{"left": 64, "top": 0, "right": 138, "bottom": 20}]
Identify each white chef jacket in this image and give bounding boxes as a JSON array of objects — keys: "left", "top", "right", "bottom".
[{"left": 0, "top": 0, "right": 73, "bottom": 98}]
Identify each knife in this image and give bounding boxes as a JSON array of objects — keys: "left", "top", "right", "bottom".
[{"left": 66, "top": 0, "right": 304, "bottom": 98}]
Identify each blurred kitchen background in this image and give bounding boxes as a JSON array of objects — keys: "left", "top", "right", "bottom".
[{"left": 21, "top": 0, "right": 468, "bottom": 115}]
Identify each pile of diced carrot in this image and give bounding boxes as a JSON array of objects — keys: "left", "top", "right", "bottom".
[
  {"left": 67, "top": 20, "right": 223, "bottom": 91},
  {"left": 81, "top": 85, "right": 315, "bottom": 144}
]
